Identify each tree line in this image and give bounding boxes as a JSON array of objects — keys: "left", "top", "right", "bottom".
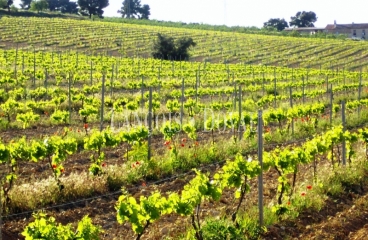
[
  {"left": 0, "top": 0, "right": 151, "bottom": 19},
  {"left": 264, "top": 11, "right": 318, "bottom": 31}
]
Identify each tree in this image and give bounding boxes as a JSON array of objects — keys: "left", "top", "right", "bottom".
[
  {"left": 45, "top": 0, "right": 78, "bottom": 13},
  {"left": 78, "top": 0, "right": 109, "bottom": 18},
  {"left": 152, "top": 33, "right": 196, "bottom": 61},
  {"left": 175, "top": 37, "right": 196, "bottom": 60},
  {"left": 290, "top": 11, "right": 317, "bottom": 28},
  {"left": 30, "top": 0, "right": 48, "bottom": 13},
  {"left": 60, "top": 0, "right": 78, "bottom": 14},
  {"left": 20, "top": 0, "right": 32, "bottom": 9},
  {"left": 46, "top": 0, "right": 59, "bottom": 11},
  {"left": 0, "top": 0, "right": 13, "bottom": 12},
  {"left": 263, "top": 18, "right": 289, "bottom": 31},
  {"left": 118, "top": 0, "right": 150, "bottom": 19},
  {"left": 118, "top": 0, "right": 139, "bottom": 18},
  {"left": 137, "top": 4, "right": 150, "bottom": 19}
]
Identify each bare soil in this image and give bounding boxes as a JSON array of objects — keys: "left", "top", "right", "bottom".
[
  {"left": 5, "top": 149, "right": 368, "bottom": 240},
  {"left": 2, "top": 124, "right": 368, "bottom": 239}
]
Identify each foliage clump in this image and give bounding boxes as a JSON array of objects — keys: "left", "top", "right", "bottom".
[
  {"left": 263, "top": 18, "right": 289, "bottom": 31},
  {"left": 152, "top": 33, "right": 196, "bottom": 61},
  {"left": 22, "top": 212, "right": 102, "bottom": 240},
  {"left": 290, "top": 11, "right": 317, "bottom": 27},
  {"left": 118, "top": 0, "right": 150, "bottom": 19}
]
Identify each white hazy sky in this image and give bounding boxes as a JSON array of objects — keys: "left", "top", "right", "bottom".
[{"left": 13, "top": 0, "right": 368, "bottom": 28}]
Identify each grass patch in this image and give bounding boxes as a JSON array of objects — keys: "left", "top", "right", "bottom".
[
  {"left": 318, "top": 159, "right": 368, "bottom": 198},
  {"left": 9, "top": 172, "right": 107, "bottom": 212}
]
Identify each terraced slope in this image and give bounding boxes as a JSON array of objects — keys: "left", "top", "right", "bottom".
[{"left": 1, "top": 17, "right": 368, "bottom": 70}]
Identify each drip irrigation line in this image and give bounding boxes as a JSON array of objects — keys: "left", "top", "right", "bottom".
[
  {"left": 2, "top": 159, "right": 226, "bottom": 220},
  {"left": 2, "top": 124, "right": 361, "bottom": 220}
]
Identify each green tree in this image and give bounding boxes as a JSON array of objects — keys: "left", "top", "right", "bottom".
[
  {"left": 0, "top": 0, "right": 13, "bottom": 12},
  {"left": 46, "top": 0, "right": 59, "bottom": 11},
  {"left": 290, "top": 11, "right": 317, "bottom": 27},
  {"left": 45, "top": 0, "right": 78, "bottom": 13},
  {"left": 152, "top": 33, "right": 196, "bottom": 61},
  {"left": 137, "top": 4, "right": 150, "bottom": 19},
  {"left": 30, "top": 0, "right": 49, "bottom": 13},
  {"left": 118, "top": 0, "right": 139, "bottom": 18},
  {"left": 78, "top": 0, "right": 109, "bottom": 18},
  {"left": 0, "top": 0, "right": 6, "bottom": 9},
  {"left": 20, "top": 0, "right": 32, "bottom": 9},
  {"left": 263, "top": 18, "right": 289, "bottom": 31},
  {"left": 60, "top": 0, "right": 78, "bottom": 14},
  {"left": 118, "top": 0, "right": 150, "bottom": 19}
]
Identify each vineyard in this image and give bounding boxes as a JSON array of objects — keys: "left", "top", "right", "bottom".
[
  {"left": 2, "top": 17, "right": 368, "bottom": 70},
  {"left": 2, "top": 15, "right": 368, "bottom": 240}
]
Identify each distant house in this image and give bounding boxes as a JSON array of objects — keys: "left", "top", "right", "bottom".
[
  {"left": 325, "top": 21, "right": 368, "bottom": 39},
  {"left": 283, "top": 20, "right": 368, "bottom": 39}
]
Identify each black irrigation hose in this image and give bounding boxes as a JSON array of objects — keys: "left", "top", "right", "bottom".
[
  {"left": 2, "top": 158, "right": 224, "bottom": 220},
  {"left": 2, "top": 122, "right": 366, "bottom": 220}
]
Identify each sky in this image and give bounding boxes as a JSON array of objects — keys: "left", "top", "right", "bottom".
[{"left": 13, "top": 0, "right": 368, "bottom": 28}]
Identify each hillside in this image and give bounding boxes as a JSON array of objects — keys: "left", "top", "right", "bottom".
[
  {"left": 2, "top": 14, "right": 368, "bottom": 240},
  {"left": 0, "top": 16, "right": 368, "bottom": 71}
]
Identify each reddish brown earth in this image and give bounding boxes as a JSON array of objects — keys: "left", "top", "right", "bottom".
[
  {"left": 2, "top": 124, "right": 368, "bottom": 239},
  {"left": 2, "top": 162, "right": 276, "bottom": 240},
  {"left": 4, "top": 158, "right": 368, "bottom": 240},
  {"left": 264, "top": 191, "right": 368, "bottom": 240}
]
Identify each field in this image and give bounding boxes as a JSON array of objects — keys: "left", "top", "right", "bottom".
[
  {"left": 2, "top": 15, "right": 368, "bottom": 240},
  {"left": 2, "top": 16, "right": 368, "bottom": 70}
]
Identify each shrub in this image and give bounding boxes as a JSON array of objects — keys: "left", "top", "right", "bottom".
[
  {"left": 201, "top": 218, "right": 243, "bottom": 240},
  {"left": 22, "top": 212, "right": 102, "bottom": 240},
  {"left": 152, "top": 33, "right": 196, "bottom": 61}
]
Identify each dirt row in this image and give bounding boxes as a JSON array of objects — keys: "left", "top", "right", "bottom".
[
  {"left": 2, "top": 145, "right": 329, "bottom": 239},
  {"left": 0, "top": 120, "right": 310, "bottom": 183},
  {"left": 264, "top": 171, "right": 368, "bottom": 239},
  {"left": 6, "top": 156, "right": 367, "bottom": 240},
  {"left": 2, "top": 122, "right": 367, "bottom": 239},
  {"left": 2, "top": 159, "right": 279, "bottom": 239}
]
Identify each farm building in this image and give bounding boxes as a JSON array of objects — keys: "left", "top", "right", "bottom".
[
  {"left": 284, "top": 20, "right": 368, "bottom": 39},
  {"left": 325, "top": 21, "right": 368, "bottom": 39}
]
